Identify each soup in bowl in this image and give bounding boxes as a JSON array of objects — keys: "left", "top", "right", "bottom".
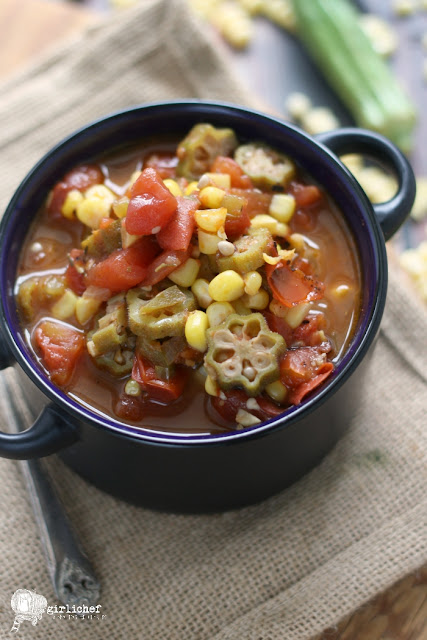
[{"left": 0, "top": 102, "right": 415, "bottom": 511}]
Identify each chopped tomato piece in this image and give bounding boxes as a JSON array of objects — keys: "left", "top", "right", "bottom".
[
  {"left": 34, "top": 320, "right": 84, "bottom": 386},
  {"left": 266, "top": 260, "right": 324, "bottom": 308},
  {"left": 210, "top": 389, "right": 282, "bottom": 426},
  {"left": 114, "top": 391, "right": 145, "bottom": 422},
  {"left": 125, "top": 167, "right": 177, "bottom": 236},
  {"left": 263, "top": 311, "right": 294, "bottom": 345},
  {"left": 289, "top": 182, "right": 322, "bottom": 208},
  {"left": 157, "top": 196, "right": 198, "bottom": 251},
  {"left": 65, "top": 248, "right": 86, "bottom": 296},
  {"left": 210, "top": 156, "right": 253, "bottom": 189},
  {"left": 229, "top": 188, "right": 272, "bottom": 217},
  {"left": 86, "top": 236, "right": 160, "bottom": 293},
  {"left": 132, "top": 354, "right": 188, "bottom": 404},
  {"left": 224, "top": 208, "right": 251, "bottom": 240},
  {"left": 144, "top": 153, "right": 179, "bottom": 179},
  {"left": 288, "top": 365, "right": 334, "bottom": 405},
  {"left": 279, "top": 346, "right": 334, "bottom": 404},
  {"left": 140, "top": 249, "right": 189, "bottom": 286},
  {"left": 47, "top": 164, "right": 104, "bottom": 217}
]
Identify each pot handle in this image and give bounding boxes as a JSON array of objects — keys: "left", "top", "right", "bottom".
[
  {"left": 0, "top": 327, "right": 78, "bottom": 460},
  {"left": 315, "top": 128, "right": 416, "bottom": 241}
]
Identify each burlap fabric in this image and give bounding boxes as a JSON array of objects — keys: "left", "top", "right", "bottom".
[{"left": 0, "top": 1, "right": 426, "bottom": 638}]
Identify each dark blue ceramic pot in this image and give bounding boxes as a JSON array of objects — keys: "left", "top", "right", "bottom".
[{"left": 0, "top": 102, "right": 416, "bottom": 512}]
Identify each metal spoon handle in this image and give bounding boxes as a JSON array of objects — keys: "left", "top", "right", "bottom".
[
  {"left": 18, "top": 455, "right": 101, "bottom": 607},
  {"left": 3, "top": 384, "right": 101, "bottom": 607}
]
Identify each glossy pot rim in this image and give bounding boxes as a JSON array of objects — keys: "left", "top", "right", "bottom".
[{"left": 0, "top": 100, "right": 388, "bottom": 446}]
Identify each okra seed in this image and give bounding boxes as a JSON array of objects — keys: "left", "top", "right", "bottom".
[{"left": 217, "top": 240, "right": 235, "bottom": 256}]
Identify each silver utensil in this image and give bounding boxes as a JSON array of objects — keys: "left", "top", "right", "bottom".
[{"left": 4, "top": 385, "right": 100, "bottom": 607}]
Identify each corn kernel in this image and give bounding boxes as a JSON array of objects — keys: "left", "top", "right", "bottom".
[
  {"left": 243, "top": 270, "right": 262, "bottom": 296},
  {"left": 284, "top": 302, "right": 310, "bottom": 329},
  {"left": 128, "top": 170, "right": 142, "bottom": 188},
  {"left": 121, "top": 221, "right": 140, "bottom": 248},
  {"left": 205, "top": 375, "right": 219, "bottom": 397},
  {"left": 204, "top": 173, "right": 231, "bottom": 189},
  {"left": 208, "top": 270, "right": 245, "bottom": 302},
  {"left": 198, "top": 229, "right": 222, "bottom": 255},
  {"left": 125, "top": 379, "right": 142, "bottom": 396},
  {"left": 235, "top": 409, "right": 261, "bottom": 427},
  {"left": 244, "top": 288, "right": 269, "bottom": 310},
  {"left": 301, "top": 107, "right": 340, "bottom": 135},
  {"left": 75, "top": 295, "right": 103, "bottom": 325},
  {"left": 206, "top": 301, "right": 235, "bottom": 327},
  {"left": 185, "top": 181, "right": 199, "bottom": 195},
  {"left": 191, "top": 278, "right": 213, "bottom": 308},
  {"left": 76, "top": 198, "right": 111, "bottom": 229},
  {"left": 330, "top": 283, "right": 352, "bottom": 299},
  {"left": 265, "top": 380, "right": 288, "bottom": 403},
  {"left": 163, "top": 179, "right": 182, "bottom": 197},
  {"left": 113, "top": 196, "right": 129, "bottom": 219},
  {"left": 168, "top": 258, "right": 200, "bottom": 287},
  {"left": 61, "top": 189, "right": 84, "bottom": 220},
  {"left": 250, "top": 214, "right": 289, "bottom": 237},
  {"left": 269, "top": 298, "right": 288, "bottom": 318},
  {"left": 199, "top": 186, "right": 226, "bottom": 209},
  {"left": 185, "top": 310, "right": 209, "bottom": 352},
  {"left": 195, "top": 207, "right": 227, "bottom": 233},
  {"left": 269, "top": 194, "right": 296, "bottom": 223},
  {"left": 285, "top": 92, "right": 312, "bottom": 121},
  {"left": 51, "top": 290, "right": 78, "bottom": 320}
]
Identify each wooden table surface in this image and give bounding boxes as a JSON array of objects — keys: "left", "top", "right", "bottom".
[{"left": 1, "top": 1, "right": 426, "bottom": 638}]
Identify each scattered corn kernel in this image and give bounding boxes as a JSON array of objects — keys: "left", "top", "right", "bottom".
[
  {"left": 121, "top": 222, "right": 140, "bottom": 248},
  {"left": 265, "top": 380, "right": 288, "bottom": 403},
  {"left": 269, "top": 193, "right": 296, "bottom": 223},
  {"left": 244, "top": 288, "right": 269, "bottom": 310},
  {"left": 191, "top": 278, "right": 213, "bottom": 308},
  {"left": 237, "top": 0, "right": 263, "bottom": 15},
  {"left": 51, "top": 290, "right": 78, "bottom": 320},
  {"left": 340, "top": 154, "right": 364, "bottom": 175},
  {"left": 185, "top": 181, "right": 199, "bottom": 195},
  {"left": 259, "top": 0, "right": 296, "bottom": 31},
  {"left": 210, "top": 2, "right": 253, "bottom": 49},
  {"left": 195, "top": 207, "right": 227, "bottom": 233},
  {"left": 289, "top": 233, "right": 305, "bottom": 253},
  {"left": 125, "top": 379, "right": 142, "bottom": 396},
  {"left": 243, "top": 270, "right": 262, "bottom": 296},
  {"left": 205, "top": 374, "right": 219, "bottom": 397},
  {"left": 199, "top": 186, "right": 226, "bottom": 209},
  {"left": 203, "top": 172, "right": 231, "bottom": 189},
  {"left": 75, "top": 294, "right": 103, "bottom": 325},
  {"left": 206, "top": 301, "right": 235, "bottom": 327},
  {"left": 168, "top": 258, "right": 200, "bottom": 287},
  {"left": 284, "top": 302, "right": 310, "bottom": 329},
  {"left": 61, "top": 189, "right": 84, "bottom": 220},
  {"left": 356, "top": 166, "right": 397, "bottom": 204},
  {"left": 301, "top": 107, "right": 340, "bottom": 135},
  {"left": 285, "top": 92, "right": 312, "bottom": 121},
  {"left": 359, "top": 14, "right": 398, "bottom": 57},
  {"left": 113, "top": 196, "right": 129, "bottom": 219},
  {"left": 76, "top": 185, "right": 116, "bottom": 229},
  {"left": 163, "top": 179, "right": 182, "bottom": 197},
  {"left": 185, "top": 310, "right": 209, "bottom": 352},
  {"left": 208, "top": 270, "right": 245, "bottom": 302},
  {"left": 235, "top": 408, "right": 261, "bottom": 427},
  {"left": 250, "top": 214, "right": 289, "bottom": 237},
  {"left": 198, "top": 229, "right": 223, "bottom": 254},
  {"left": 330, "top": 283, "right": 352, "bottom": 299},
  {"left": 128, "top": 170, "right": 142, "bottom": 188}
]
